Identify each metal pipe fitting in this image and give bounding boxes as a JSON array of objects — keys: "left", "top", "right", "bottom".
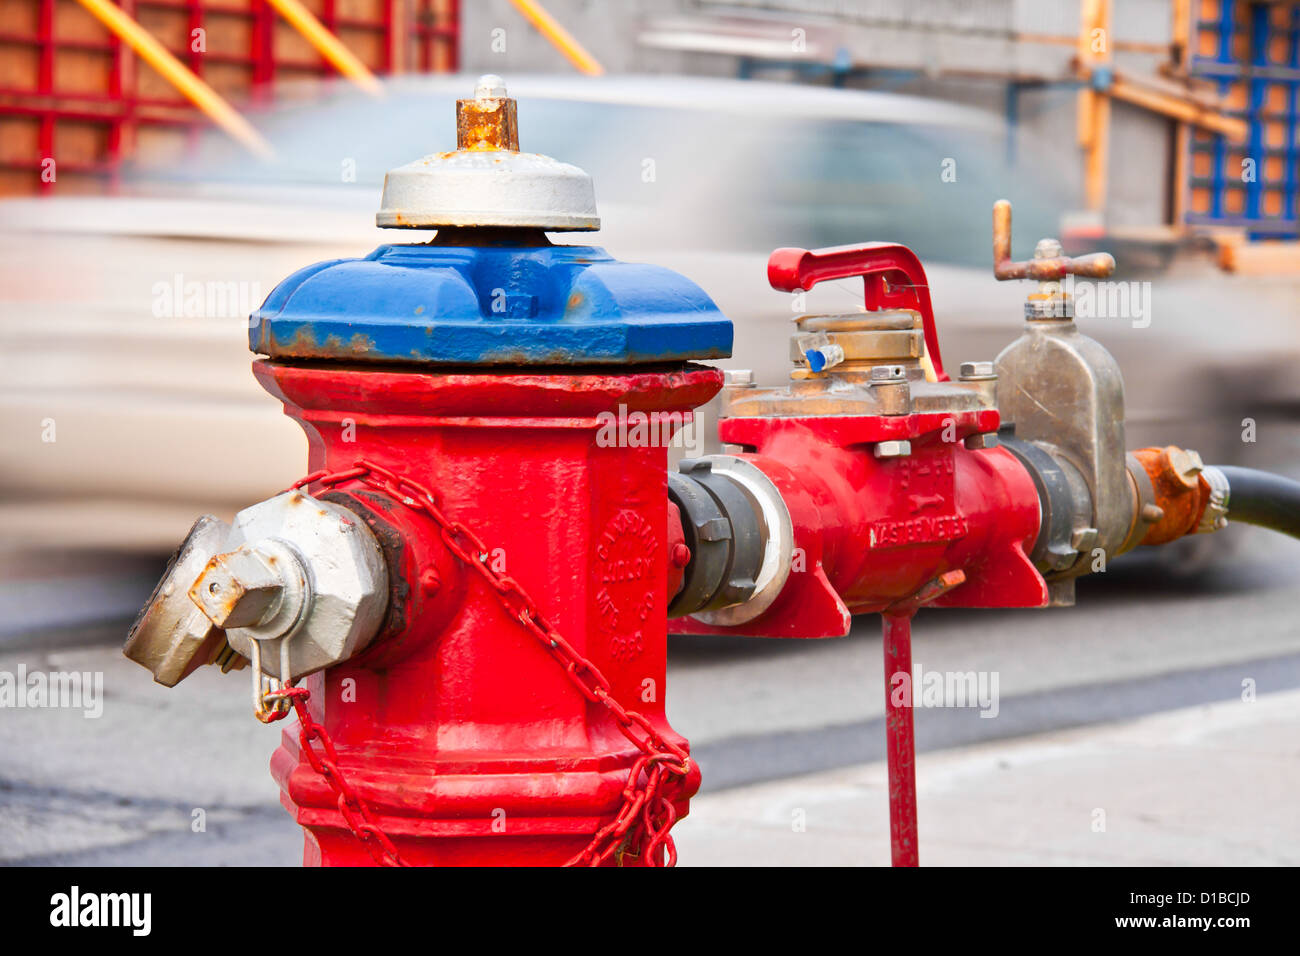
[{"left": 993, "top": 199, "right": 1116, "bottom": 282}]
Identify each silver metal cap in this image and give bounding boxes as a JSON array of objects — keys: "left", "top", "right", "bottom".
[{"left": 377, "top": 75, "right": 600, "bottom": 231}]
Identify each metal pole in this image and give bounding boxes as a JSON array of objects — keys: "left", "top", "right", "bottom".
[
  {"left": 883, "top": 611, "right": 919, "bottom": 866},
  {"left": 74, "top": 0, "right": 273, "bottom": 158},
  {"left": 508, "top": 0, "right": 604, "bottom": 76},
  {"left": 266, "top": 0, "right": 383, "bottom": 96}
]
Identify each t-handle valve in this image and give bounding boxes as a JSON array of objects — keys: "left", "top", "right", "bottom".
[
  {"left": 992, "top": 199, "right": 1115, "bottom": 282},
  {"left": 768, "top": 242, "right": 949, "bottom": 381}
]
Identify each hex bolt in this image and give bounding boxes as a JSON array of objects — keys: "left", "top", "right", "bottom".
[
  {"left": 1070, "top": 527, "right": 1099, "bottom": 552},
  {"left": 190, "top": 544, "right": 306, "bottom": 634},
  {"left": 1165, "top": 447, "right": 1204, "bottom": 488},
  {"left": 457, "top": 74, "right": 519, "bottom": 151},
  {"left": 958, "top": 361, "right": 999, "bottom": 410},
  {"left": 420, "top": 566, "right": 442, "bottom": 597},
  {"left": 869, "top": 364, "right": 913, "bottom": 417},
  {"left": 964, "top": 433, "right": 999, "bottom": 450},
  {"left": 870, "top": 365, "right": 907, "bottom": 383},
  {"left": 959, "top": 361, "right": 997, "bottom": 381},
  {"left": 1035, "top": 238, "right": 1064, "bottom": 259},
  {"left": 874, "top": 440, "right": 912, "bottom": 459}
]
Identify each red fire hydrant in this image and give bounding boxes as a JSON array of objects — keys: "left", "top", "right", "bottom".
[
  {"left": 259, "top": 369, "right": 718, "bottom": 866},
  {"left": 125, "top": 79, "right": 1239, "bottom": 868},
  {"left": 126, "top": 76, "right": 731, "bottom": 866}
]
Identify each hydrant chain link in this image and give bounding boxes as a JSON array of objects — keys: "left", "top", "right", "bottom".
[
  {"left": 297, "top": 459, "right": 691, "bottom": 867},
  {"left": 262, "top": 684, "right": 408, "bottom": 866}
]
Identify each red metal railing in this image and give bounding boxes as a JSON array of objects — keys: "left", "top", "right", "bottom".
[{"left": 0, "top": 0, "right": 460, "bottom": 193}]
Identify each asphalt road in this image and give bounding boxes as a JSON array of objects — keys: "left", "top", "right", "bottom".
[{"left": 3, "top": 517, "right": 1299, "bottom": 865}]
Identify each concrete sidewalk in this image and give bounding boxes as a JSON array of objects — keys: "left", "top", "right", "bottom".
[
  {"left": 3, "top": 638, "right": 1298, "bottom": 866},
  {"left": 675, "top": 689, "right": 1300, "bottom": 866}
]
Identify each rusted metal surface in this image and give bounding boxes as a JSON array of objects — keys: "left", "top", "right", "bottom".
[
  {"left": 1133, "top": 445, "right": 1215, "bottom": 546},
  {"left": 455, "top": 75, "right": 520, "bottom": 151},
  {"left": 992, "top": 199, "right": 1115, "bottom": 281},
  {"left": 191, "top": 544, "right": 299, "bottom": 631}
]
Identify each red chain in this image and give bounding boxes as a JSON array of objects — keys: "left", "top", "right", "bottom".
[
  {"left": 268, "top": 459, "right": 691, "bottom": 867},
  {"left": 262, "top": 685, "right": 407, "bottom": 866}
]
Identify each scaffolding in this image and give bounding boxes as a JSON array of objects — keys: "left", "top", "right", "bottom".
[{"left": 0, "top": 0, "right": 460, "bottom": 194}]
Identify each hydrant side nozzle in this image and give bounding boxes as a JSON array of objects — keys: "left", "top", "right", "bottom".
[
  {"left": 124, "top": 513, "right": 234, "bottom": 687},
  {"left": 194, "top": 492, "right": 389, "bottom": 683}
]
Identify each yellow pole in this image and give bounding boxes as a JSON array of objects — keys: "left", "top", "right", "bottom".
[
  {"left": 508, "top": 0, "right": 605, "bottom": 76},
  {"left": 74, "top": 0, "right": 273, "bottom": 159},
  {"left": 266, "top": 0, "right": 383, "bottom": 96},
  {"left": 1077, "top": 0, "right": 1112, "bottom": 213}
]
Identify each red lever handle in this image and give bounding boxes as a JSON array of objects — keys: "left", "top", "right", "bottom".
[{"left": 767, "top": 242, "right": 947, "bottom": 382}]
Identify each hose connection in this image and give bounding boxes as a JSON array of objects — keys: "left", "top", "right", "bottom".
[{"left": 1131, "top": 446, "right": 1227, "bottom": 546}]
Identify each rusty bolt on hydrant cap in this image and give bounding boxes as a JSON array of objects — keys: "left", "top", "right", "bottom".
[{"left": 456, "top": 74, "right": 518, "bottom": 151}]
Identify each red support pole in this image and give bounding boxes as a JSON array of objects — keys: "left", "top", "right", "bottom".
[
  {"left": 883, "top": 612, "right": 919, "bottom": 866},
  {"left": 37, "top": 0, "right": 55, "bottom": 193}
]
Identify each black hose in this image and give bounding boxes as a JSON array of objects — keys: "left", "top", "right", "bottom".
[{"left": 1216, "top": 466, "right": 1300, "bottom": 539}]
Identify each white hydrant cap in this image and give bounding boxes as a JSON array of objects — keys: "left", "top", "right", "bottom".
[{"left": 376, "top": 75, "right": 600, "bottom": 231}]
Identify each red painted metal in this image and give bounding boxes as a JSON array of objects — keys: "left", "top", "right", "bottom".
[
  {"left": 882, "top": 612, "right": 918, "bottom": 867},
  {"left": 672, "top": 414, "right": 1048, "bottom": 639},
  {"left": 1, "top": 0, "right": 462, "bottom": 190},
  {"left": 671, "top": 242, "right": 1052, "bottom": 866},
  {"left": 670, "top": 409, "right": 1045, "bottom": 866},
  {"left": 252, "top": 361, "right": 720, "bottom": 866},
  {"left": 669, "top": 413, "right": 1045, "bottom": 864}
]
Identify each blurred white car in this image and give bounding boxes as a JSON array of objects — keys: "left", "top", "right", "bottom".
[{"left": 0, "top": 74, "right": 1280, "bottom": 558}]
